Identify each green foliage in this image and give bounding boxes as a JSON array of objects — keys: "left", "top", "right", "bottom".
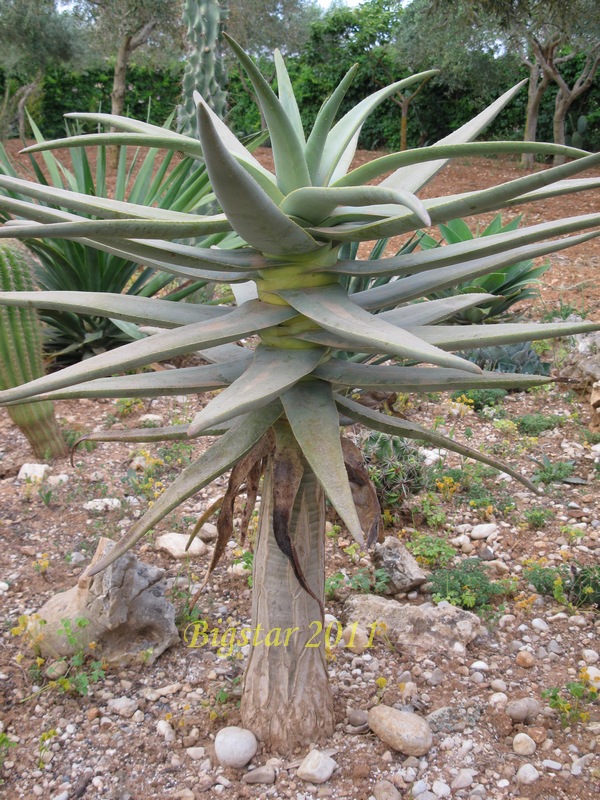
[
  {"left": 462, "top": 342, "right": 551, "bottom": 376},
  {"left": 515, "top": 413, "right": 564, "bottom": 436},
  {"left": 0, "top": 243, "right": 67, "bottom": 458},
  {"left": 414, "top": 492, "right": 447, "bottom": 529},
  {"left": 0, "top": 124, "right": 214, "bottom": 364},
  {"left": 543, "top": 670, "right": 599, "bottom": 727},
  {"left": 524, "top": 561, "right": 599, "bottom": 608},
  {"left": 523, "top": 507, "right": 552, "bottom": 529},
  {"left": 531, "top": 455, "right": 575, "bottom": 484},
  {"left": 324, "top": 567, "right": 390, "bottom": 598},
  {"left": 430, "top": 558, "right": 512, "bottom": 610},
  {"left": 362, "top": 432, "right": 432, "bottom": 508},
  {"left": 451, "top": 388, "right": 507, "bottom": 411},
  {"left": 38, "top": 63, "right": 183, "bottom": 140},
  {"left": 405, "top": 532, "right": 455, "bottom": 568},
  {"left": 419, "top": 215, "right": 550, "bottom": 323},
  {"left": 0, "top": 732, "right": 17, "bottom": 780}
]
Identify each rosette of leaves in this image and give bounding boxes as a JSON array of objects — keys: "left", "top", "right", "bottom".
[{"left": 0, "top": 37, "right": 599, "bottom": 751}]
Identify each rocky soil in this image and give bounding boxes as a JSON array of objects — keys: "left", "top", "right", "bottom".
[{"left": 1, "top": 349, "right": 600, "bottom": 799}]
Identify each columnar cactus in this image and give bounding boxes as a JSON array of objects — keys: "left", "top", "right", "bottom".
[
  {"left": 178, "top": 0, "right": 228, "bottom": 136},
  {"left": 0, "top": 244, "right": 66, "bottom": 459}
]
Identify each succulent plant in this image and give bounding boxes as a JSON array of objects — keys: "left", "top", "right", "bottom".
[
  {"left": 178, "top": 0, "right": 228, "bottom": 135},
  {"left": 0, "top": 38, "right": 599, "bottom": 750},
  {"left": 0, "top": 243, "right": 67, "bottom": 459}
]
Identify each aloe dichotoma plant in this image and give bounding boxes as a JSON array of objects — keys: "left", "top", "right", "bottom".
[{"left": 0, "top": 37, "right": 599, "bottom": 751}]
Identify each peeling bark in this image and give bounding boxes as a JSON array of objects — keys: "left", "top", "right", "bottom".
[{"left": 241, "top": 457, "right": 335, "bottom": 753}]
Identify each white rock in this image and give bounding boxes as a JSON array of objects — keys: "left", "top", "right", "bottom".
[
  {"left": 582, "top": 649, "right": 599, "bottom": 664},
  {"left": 469, "top": 523, "right": 498, "bottom": 540},
  {"left": 585, "top": 666, "right": 600, "bottom": 688},
  {"left": 156, "top": 532, "right": 208, "bottom": 559},
  {"left": 157, "top": 719, "right": 175, "bottom": 743},
  {"left": 512, "top": 733, "right": 536, "bottom": 756},
  {"left": 368, "top": 705, "right": 433, "bottom": 756},
  {"left": 411, "top": 779, "right": 428, "bottom": 796},
  {"left": 531, "top": 618, "right": 549, "bottom": 633},
  {"left": 296, "top": 749, "right": 337, "bottom": 783},
  {"left": 197, "top": 522, "right": 218, "bottom": 542},
  {"left": 214, "top": 726, "right": 257, "bottom": 768},
  {"left": 490, "top": 679, "right": 507, "bottom": 692},
  {"left": 515, "top": 764, "right": 540, "bottom": 784},
  {"left": 450, "top": 769, "right": 476, "bottom": 790},
  {"left": 470, "top": 660, "right": 489, "bottom": 671},
  {"left": 186, "top": 747, "right": 206, "bottom": 760},
  {"left": 242, "top": 765, "right": 276, "bottom": 785},
  {"left": 0, "top": 581, "right": 9, "bottom": 594},
  {"left": 108, "top": 697, "right": 138, "bottom": 719},
  {"left": 488, "top": 692, "right": 508, "bottom": 709},
  {"left": 505, "top": 697, "right": 540, "bottom": 722},
  {"left": 542, "top": 760, "right": 562, "bottom": 771},
  {"left": 139, "top": 414, "right": 164, "bottom": 425},
  {"left": 431, "top": 780, "right": 451, "bottom": 797},
  {"left": 83, "top": 498, "right": 121, "bottom": 512},
  {"left": 18, "top": 463, "right": 50, "bottom": 482}
]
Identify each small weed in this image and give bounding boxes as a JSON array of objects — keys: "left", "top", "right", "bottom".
[
  {"left": 435, "top": 475, "right": 460, "bottom": 501},
  {"left": 38, "top": 729, "right": 57, "bottom": 768},
  {"left": 325, "top": 567, "right": 390, "bottom": 598},
  {"left": 0, "top": 732, "right": 17, "bottom": 780},
  {"left": 37, "top": 487, "right": 53, "bottom": 507},
  {"left": 325, "top": 572, "right": 347, "bottom": 599},
  {"left": 430, "top": 558, "right": 514, "bottom": 611},
  {"left": 414, "top": 492, "right": 446, "bottom": 529},
  {"left": 531, "top": 455, "right": 575, "bottom": 484},
  {"left": 542, "top": 668, "right": 599, "bottom": 727},
  {"left": 32, "top": 554, "right": 50, "bottom": 576},
  {"left": 405, "top": 532, "right": 455, "bottom": 568},
  {"left": 523, "top": 507, "right": 552, "bottom": 530},
  {"left": 233, "top": 550, "right": 254, "bottom": 588},
  {"left": 451, "top": 388, "right": 507, "bottom": 411},
  {"left": 115, "top": 397, "right": 144, "bottom": 417}
]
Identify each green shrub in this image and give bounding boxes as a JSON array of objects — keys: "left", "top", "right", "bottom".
[
  {"left": 523, "top": 507, "right": 551, "bottom": 529},
  {"left": 532, "top": 456, "right": 575, "bottom": 484},
  {"left": 406, "top": 533, "right": 455, "bottom": 568},
  {"left": 515, "top": 413, "right": 564, "bottom": 436},
  {"left": 430, "top": 558, "right": 511, "bottom": 609}
]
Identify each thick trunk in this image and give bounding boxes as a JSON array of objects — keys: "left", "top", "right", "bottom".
[
  {"left": 241, "top": 455, "right": 335, "bottom": 753},
  {"left": 8, "top": 401, "right": 67, "bottom": 460}
]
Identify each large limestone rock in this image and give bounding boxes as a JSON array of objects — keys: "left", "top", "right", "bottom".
[
  {"left": 33, "top": 537, "right": 179, "bottom": 665},
  {"left": 372, "top": 537, "right": 427, "bottom": 594},
  {"left": 344, "top": 595, "right": 483, "bottom": 656}
]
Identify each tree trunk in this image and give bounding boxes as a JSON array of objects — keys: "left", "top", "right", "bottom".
[
  {"left": 553, "top": 89, "right": 570, "bottom": 166},
  {"left": 109, "top": 36, "right": 133, "bottom": 169},
  {"left": 8, "top": 401, "right": 67, "bottom": 461},
  {"left": 241, "top": 453, "right": 335, "bottom": 753},
  {"left": 521, "top": 62, "right": 550, "bottom": 169}
]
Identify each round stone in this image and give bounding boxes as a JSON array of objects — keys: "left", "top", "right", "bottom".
[
  {"left": 582, "top": 649, "right": 599, "bottom": 664},
  {"left": 515, "top": 763, "right": 540, "bottom": 784},
  {"left": 505, "top": 698, "right": 540, "bottom": 722},
  {"left": 512, "top": 733, "right": 536, "bottom": 756},
  {"left": 368, "top": 705, "right": 433, "bottom": 756},
  {"left": 515, "top": 650, "right": 536, "bottom": 668},
  {"left": 214, "top": 726, "right": 258, "bottom": 768},
  {"left": 296, "top": 749, "right": 337, "bottom": 783}
]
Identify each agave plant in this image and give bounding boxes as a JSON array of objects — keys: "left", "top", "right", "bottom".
[{"left": 0, "top": 37, "right": 599, "bottom": 752}]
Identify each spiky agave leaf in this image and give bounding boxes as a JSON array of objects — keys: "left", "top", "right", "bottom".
[{"left": 0, "top": 37, "right": 598, "bottom": 580}]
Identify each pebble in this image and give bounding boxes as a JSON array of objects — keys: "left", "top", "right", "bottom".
[
  {"left": 186, "top": 747, "right": 206, "bottom": 760},
  {"left": 582, "top": 649, "right": 599, "bottom": 664},
  {"left": 296, "top": 749, "right": 337, "bottom": 783},
  {"left": 515, "top": 763, "right": 540, "bottom": 784},
  {"left": 368, "top": 705, "right": 433, "bottom": 756},
  {"left": 242, "top": 765, "right": 276, "bottom": 784},
  {"left": 531, "top": 618, "right": 549, "bottom": 633},
  {"left": 469, "top": 523, "right": 498, "bottom": 540},
  {"left": 542, "top": 759, "right": 562, "bottom": 771},
  {"left": 515, "top": 650, "right": 536, "bottom": 668},
  {"left": 490, "top": 679, "right": 507, "bottom": 692},
  {"left": 214, "top": 726, "right": 257, "bottom": 768},
  {"left": 17, "top": 463, "right": 50, "bottom": 482},
  {"left": 512, "top": 733, "right": 536, "bottom": 755},
  {"left": 108, "top": 697, "right": 138, "bottom": 719},
  {"left": 156, "top": 532, "right": 208, "bottom": 558},
  {"left": 451, "top": 769, "right": 476, "bottom": 790},
  {"left": 431, "top": 780, "right": 451, "bottom": 797},
  {"left": 83, "top": 498, "right": 121, "bottom": 512},
  {"left": 412, "top": 779, "right": 428, "bottom": 796},
  {"left": 348, "top": 708, "right": 368, "bottom": 727},
  {"left": 505, "top": 698, "right": 540, "bottom": 722},
  {"left": 470, "top": 660, "right": 489, "bottom": 671},
  {"left": 373, "top": 779, "right": 401, "bottom": 800},
  {"left": 341, "top": 624, "right": 370, "bottom": 654},
  {"left": 156, "top": 719, "right": 175, "bottom": 743}
]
